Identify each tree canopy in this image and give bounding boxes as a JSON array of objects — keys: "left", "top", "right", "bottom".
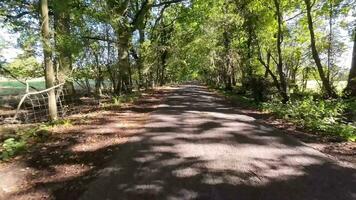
[{"left": 0, "top": 0, "right": 355, "bottom": 114}]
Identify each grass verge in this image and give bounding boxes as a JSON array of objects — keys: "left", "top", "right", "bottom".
[
  {"left": 0, "top": 91, "right": 143, "bottom": 161},
  {"left": 214, "top": 87, "right": 356, "bottom": 142}
]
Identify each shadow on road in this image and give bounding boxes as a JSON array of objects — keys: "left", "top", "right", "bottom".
[{"left": 11, "top": 85, "right": 356, "bottom": 200}]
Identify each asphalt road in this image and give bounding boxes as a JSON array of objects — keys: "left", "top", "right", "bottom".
[{"left": 80, "top": 84, "right": 356, "bottom": 200}]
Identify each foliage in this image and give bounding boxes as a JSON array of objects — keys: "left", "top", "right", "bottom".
[
  {"left": 0, "top": 119, "right": 72, "bottom": 161},
  {"left": 111, "top": 92, "right": 142, "bottom": 106},
  {"left": 262, "top": 97, "right": 356, "bottom": 141},
  {"left": 3, "top": 55, "right": 42, "bottom": 79},
  {"left": 0, "top": 138, "right": 26, "bottom": 160},
  {"left": 219, "top": 89, "right": 259, "bottom": 108},
  {"left": 0, "top": 0, "right": 355, "bottom": 141}
]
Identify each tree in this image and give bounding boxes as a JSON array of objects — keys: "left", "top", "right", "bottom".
[
  {"left": 273, "top": 0, "right": 289, "bottom": 103},
  {"left": 304, "top": 0, "right": 337, "bottom": 98},
  {"left": 40, "top": 0, "right": 57, "bottom": 120},
  {"left": 3, "top": 55, "right": 42, "bottom": 79},
  {"left": 346, "top": 27, "right": 356, "bottom": 96},
  {"left": 53, "top": 0, "right": 75, "bottom": 94},
  {"left": 1, "top": 0, "right": 354, "bottom": 108}
]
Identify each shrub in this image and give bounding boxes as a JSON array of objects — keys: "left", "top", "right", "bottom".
[
  {"left": 0, "top": 138, "right": 26, "bottom": 160},
  {"left": 0, "top": 119, "right": 72, "bottom": 161},
  {"left": 241, "top": 75, "right": 275, "bottom": 102},
  {"left": 262, "top": 97, "right": 356, "bottom": 141},
  {"left": 112, "top": 92, "right": 141, "bottom": 105}
]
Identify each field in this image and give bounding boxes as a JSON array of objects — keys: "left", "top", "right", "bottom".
[
  {"left": 0, "top": 79, "right": 46, "bottom": 96},
  {"left": 0, "top": 79, "right": 100, "bottom": 108},
  {"left": 305, "top": 80, "right": 347, "bottom": 93}
]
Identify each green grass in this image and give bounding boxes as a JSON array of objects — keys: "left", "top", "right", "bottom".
[
  {"left": 0, "top": 79, "right": 100, "bottom": 97},
  {"left": 0, "top": 80, "right": 45, "bottom": 96}
]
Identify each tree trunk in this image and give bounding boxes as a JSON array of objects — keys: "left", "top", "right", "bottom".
[
  {"left": 346, "top": 28, "right": 356, "bottom": 97},
  {"left": 54, "top": 0, "right": 75, "bottom": 94},
  {"left": 40, "top": 0, "right": 57, "bottom": 121},
  {"left": 246, "top": 25, "right": 253, "bottom": 77},
  {"left": 105, "top": 25, "right": 117, "bottom": 93},
  {"left": 137, "top": 29, "right": 144, "bottom": 89},
  {"left": 85, "top": 78, "right": 91, "bottom": 94},
  {"left": 274, "top": 0, "right": 289, "bottom": 103},
  {"left": 304, "top": 0, "right": 337, "bottom": 98},
  {"left": 223, "top": 31, "right": 233, "bottom": 91},
  {"left": 117, "top": 31, "right": 132, "bottom": 94},
  {"left": 160, "top": 50, "right": 168, "bottom": 86},
  {"left": 327, "top": 0, "right": 333, "bottom": 82},
  {"left": 258, "top": 49, "right": 282, "bottom": 94},
  {"left": 94, "top": 52, "right": 103, "bottom": 96}
]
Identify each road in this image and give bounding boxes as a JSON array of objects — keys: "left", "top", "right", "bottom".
[{"left": 80, "top": 84, "right": 356, "bottom": 200}]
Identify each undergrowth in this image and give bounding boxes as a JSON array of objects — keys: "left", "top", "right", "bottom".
[
  {"left": 216, "top": 87, "right": 356, "bottom": 142},
  {"left": 111, "top": 92, "right": 142, "bottom": 106},
  {"left": 262, "top": 98, "right": 356, "bottom": 142},
  {"left": 0, "top": 119, "right": 72, "bottom": 161},
  {"left": 1, "top": 92, "right": 143, "bottom": 161}
]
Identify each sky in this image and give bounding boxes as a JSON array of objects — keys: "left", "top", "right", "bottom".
[{"left": 0, "top": 27, "right": 22, "bottom": 62}]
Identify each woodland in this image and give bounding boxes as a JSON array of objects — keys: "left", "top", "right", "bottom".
[
  {"left": 0, "top": 1, "right": 356, "bottom": 199},
  {"left": 0, "top": 0, "right": 355, "bottom": 158}
]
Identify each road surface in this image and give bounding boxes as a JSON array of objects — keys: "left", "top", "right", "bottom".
[{"left": 80, "top": 84, "right": 356, "bottom": 200}]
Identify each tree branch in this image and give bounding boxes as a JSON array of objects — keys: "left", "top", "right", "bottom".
[
  {"left": 81, "top": 36, "right": 116, "bottom": 43},
  {"left": 0, "top": 64, "right": 39, "bottom": 91},
  {"left": 3, "top": 11, "right": 30, "bottom": 21},
  {"left": 153, "top": 0, "right": 186, "bottom": 7}
]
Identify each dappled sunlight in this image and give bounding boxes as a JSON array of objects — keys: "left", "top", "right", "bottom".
[
  {"left": 50, "top": 164, "right": 93, "bottom": 181},
  {"left": 78, "top": 85, "right": 356, "bottom": 200},
  {"left": 5, "top": 85, "right": 354, "bottom": 199},
  {"left": 200, "top": 111, "right": 256, "bottom": 122},
  {"left": 172, "top": 167, "right": 200, "bottom": 178},
  {"left": 2, "top": 90, "right": 166, "bottom": 199},
  {"left": 1, "top": 0, "right": 354, "bottom": 196},
  {"left": 71, "top": 136, "right": 127, "bottom": 152}
]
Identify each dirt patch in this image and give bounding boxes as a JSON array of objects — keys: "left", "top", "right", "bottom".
[{"left": 0, "top": 88, "right": 172, "bottom": 199}]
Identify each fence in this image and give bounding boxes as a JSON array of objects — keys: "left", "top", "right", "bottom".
[{"left": 5, "top": 83, "right": 76, "bottom": 123}]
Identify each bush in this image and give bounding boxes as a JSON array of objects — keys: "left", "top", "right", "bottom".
[
  {"left": 0, "top": 138, "right": 26, "bottom": 160},
  {"left": 241, "top": 75, "right": 275, "bottom": 102},
  {"left": 112, "top": 92, "right": 141, "bottom": 105},
  {"left": 0, "top": 119, "right": 72, "bottom": 161},
  {"left": 262, "top": 97, "right": 356, "bottom": 141}
]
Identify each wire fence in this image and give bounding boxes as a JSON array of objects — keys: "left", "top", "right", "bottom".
[{"left": 5, "top": 83, "right": 77, "bottom": 124}]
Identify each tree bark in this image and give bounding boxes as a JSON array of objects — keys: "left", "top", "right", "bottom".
[
  {"left": 304, "top": 0, "right": 337, "bottom": 98},
  {"left": 94, "top": 51, "right": 103, "bottom": 96},
  {"left": 40, "top": 0, "right": 58, "bottom": 121},
  {"left": 327, "top": 0, "right": 333, "bottom": 82},
  {"left": 274, "top": 0, "right": 289, "bottom": 103},
  {"left": 258, "top": 49, "right": 282, "bottom": 94},
  {"left": 54, "top": 0, "right": 75, "bottom": 94},
  {"left": 346, "top": 28, "right": 356, "bottom": 97},
  {"left": 160, "top": 50, "right": 168, "bottom": 86},
  {"left": 223, "top": 31, "right": 233, "bottom": 91},
  {"left": 137, "top": 29, "right": 145, "bottom": 89},
  {"left": 116, "top": 30, "right": 132, "bottom": 94},
  {"left": 110, "top": 0, "right": 154, "bottom": 94}
]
